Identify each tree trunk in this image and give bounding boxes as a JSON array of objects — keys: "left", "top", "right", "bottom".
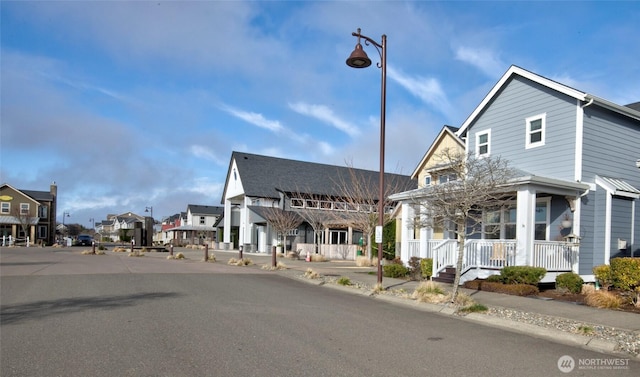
[{"left": 451, "top": 234, "right": 465, "bottom": 303}]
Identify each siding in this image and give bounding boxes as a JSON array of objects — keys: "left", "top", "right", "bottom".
[
  {"left": 468, "top": 76, "right": 577, "bottom": 180},
  {"left": 610, "top": 196, "right": 634, "bottom": 259},
  {"left": 582, "top": 106, "right": 640, "bottom": 188}
]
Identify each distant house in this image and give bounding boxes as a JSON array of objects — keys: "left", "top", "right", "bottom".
[
  {"left": 0, "top": 182, "right": 57, "bottom": 246},
  {"left": 161, "top": 205, "right": 223, "bottom": 246},
  {"left": 219, "top": 151, "right": 415, "bottom": 259},
  {"left": 96, "top": 212, "right": 152, "bottom": 245},
  {"left": 391, "top": 65, "right": 640, "bottom": 283}
]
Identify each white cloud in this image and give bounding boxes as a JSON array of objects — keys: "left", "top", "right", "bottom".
[
  {"left": 387, "top": 66, "right": 453, "bottom": 118},
  {"left": 189, "top": 145, "right": 225, "bottom": 165},
  {"left": 219, "top": 104, "right": 284, "bottom": 133},
  {"left": 454, "top": 46, "right": 504, "bottom": 78},
  {"left": 288, "top": 102, "right": 360, "bottom": 137}
]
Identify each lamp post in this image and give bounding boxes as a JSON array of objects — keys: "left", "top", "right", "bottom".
[
  {"left": 346, "top": 28, "right": 387, "bottom": 285},
  {"left": 145, "top": 206, "right": 153, "bottom": 220},
  {"left": 89, "top": 217, "right": 95, "bottom": 230},
  {"left": 62, "top": 212, "right": 70, "bottom": 243}
]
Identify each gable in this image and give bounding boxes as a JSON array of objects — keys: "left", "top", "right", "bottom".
[{"left": 411, "top": 126, "right": 464, "bottom": 184}]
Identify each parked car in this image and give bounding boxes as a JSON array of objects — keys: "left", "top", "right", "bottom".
[{"left": 74, "top": 234, "right": 94, "bottom": 246}]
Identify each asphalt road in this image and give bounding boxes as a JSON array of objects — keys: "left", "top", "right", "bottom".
[{"left": 1, "top": 248, "right": 638, "bottom": 376}]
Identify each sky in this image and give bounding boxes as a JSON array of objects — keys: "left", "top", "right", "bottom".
[{"left": 1, "top": 1, "right": 639, "bottom": 228}]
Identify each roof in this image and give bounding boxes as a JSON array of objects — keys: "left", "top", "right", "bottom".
[
  {"left": 187, "top": 204, "right": 224, "bottom": 216},
  {"left": 456, "top": 65, "right": 640, "bottom": 137},
  {"left": 625, "top": 101, "right": 640, "bottom": 112},
  {"left": 595, "top": 176, "right": 640, "bottom": 199},
  {"left": 221, "top": 151, "right": 415, "bottom": 203}
]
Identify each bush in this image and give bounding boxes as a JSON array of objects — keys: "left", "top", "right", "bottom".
[
  {"left": 556, "top": 272, "right": 584, "bottom": 294},
  {"left": 593, "top": 264, "right": 612, "bottom": 289},
  {"left": 478, "top": 282, "right": 539, "bottom": 296},
  {"left": 486, "top": 274, "right": 503, "bottom": 283},
  {"left": 585, "top": 290, "right": 622, "bottom": 309},
  {"left": 412, "top": 281, "right": 447, "bottom": 303},
  {"left": 337, "top": 276, "right": 351, "bottom": 286},
  {"left": 408, "top": 257, "right": 422, "bottom": 280},
  {"left": 609, "top": 258, "right": 640, "bottom": 291},
  {"left": 420, "top": 258, "right": 433, "bottom": 279},
  {"left": 383, "top": 263, "right": 409, "bottom": 278},
  {"left": 499, "top": 266, "right": 546, "bottom": 285}
]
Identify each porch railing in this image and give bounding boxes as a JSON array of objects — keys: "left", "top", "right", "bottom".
[
  {"left": 419, "top": 239, "right": 576, "bottom": 279},
  {"left": 532, "top": 241, "right": 577, "bottom": 271}
]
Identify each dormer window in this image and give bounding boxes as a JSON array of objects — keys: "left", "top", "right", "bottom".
[
  {"left": 526, "top": 114, "right": 545, "bottom": 149},
  {"left": 476, "top": 130, "right": 490, "bottom": 157}
]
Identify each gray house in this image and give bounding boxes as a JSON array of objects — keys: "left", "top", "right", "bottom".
[
  {"left": 392, "top": 65, "right": 640, "bottom": 283},
  {"left": 220, "top": 151, "right": 415, "bottom": 259}
]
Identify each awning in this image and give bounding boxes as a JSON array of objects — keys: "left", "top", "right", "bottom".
[{"left": 596, "top": 176, "right": 640, "bottom": 199}]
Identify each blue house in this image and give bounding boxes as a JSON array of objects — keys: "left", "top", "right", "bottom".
[{"left": 392, "top": 65, "right": 640, "bottom": 283}]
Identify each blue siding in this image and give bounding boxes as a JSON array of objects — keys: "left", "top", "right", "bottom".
[
  {"left": 468, "top": 76, "right": 577, "bottom": 180},
  {"left": 582, "top": 106, "right": 640, "bottom": 188},
  {"left": 579, "top": 190, "right": 603, "bottom": 274},
  {"left": 610, "top": 197, "right": 634, "bottom": 259}
]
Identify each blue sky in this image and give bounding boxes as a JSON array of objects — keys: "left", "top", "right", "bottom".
[{"left": 2, "top": 1, "right": 639, "bottom": 228}]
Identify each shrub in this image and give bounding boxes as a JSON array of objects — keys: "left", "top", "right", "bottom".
[
  {"left": 304, "top": 268, "right": 320, "bottom": 279},
  {"left": 459, "top": 303, "right": 488, "bottom": 313},
  {"left": 337, "top": 276, "right": 351, "bottom": 286},
  {"left": 412, "top": 281, "right": 447, "bottom": 303},
  {"left": 355, "top": 256, "right": 373, "bottom": 267},
  {"left": 408, "top": 257, "right": 422, "bottom": 280},
  {"left": 261, "top": 262, "right": 288, "bottom": 271},
  {"left": 585, "top": 290, "right": 622, "bottom": 309},
  {"left": 485, "top": 274, "right": 503, "bottom": 283},
  {"left": 593, "top": 264, "right": 612, "bottom": 289},
  {"left": 383, "top": 263, "right": 408, "bottom": 278},
  {"left": 609, "top": 258, "right": 640, "bottom": 291},
  {"left": 478, "top": 282, "right": 539, "bottom": 296},
  {"left": 499, "top": 266, "right": 546, "bottom": 285},
  {"left": 556, "top": 272, "right": 584, "bottom": 294},
  {"left": 420, "top": 258, "right": 433, "bottom": 279},
  {"left": 310, "top": 254, "right": 327, "bottom": 262}
]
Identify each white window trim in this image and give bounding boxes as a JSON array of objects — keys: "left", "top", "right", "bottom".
[
  {"left": 20, "top": 203, "right": 30, "bottom": 215},
  {"left": 525, "top": 113, "right": 546, "bottom": 149},
  {"left": 475, "top": 129, "right": 491, "bottom": 157},
  {"left": 1, "top": 202, "right": 10, "bottom": 214},
  {"left": 424, "top": 175, "right": 431, "bottom": 187}
]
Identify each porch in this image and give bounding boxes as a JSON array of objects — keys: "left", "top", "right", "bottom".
[{"left": 406, "top": 239, "right": 578, "bottom": 284}]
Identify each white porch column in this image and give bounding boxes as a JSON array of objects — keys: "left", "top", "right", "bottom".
[
  {"left": 223, "top": 199, "right": 232, "bottom": 248},
  {"left": 516, "top": 186, "right": 536, "bottom": 266},
  {"left": 400, "top": 202, "right": 411, "bottom": 263}
]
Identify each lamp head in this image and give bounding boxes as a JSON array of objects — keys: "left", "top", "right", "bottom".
[{"left": 346, "top": 43, "right": 371, "bottom": 68}]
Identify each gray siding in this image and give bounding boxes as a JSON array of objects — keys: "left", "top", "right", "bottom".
[
  {"left": 578, "top": 191, "right": 599, "bottom": 274},
  {"left": 610, "top": 196, "right": 634, "bottom": 259},
  {"left": 582, "top": 106, "right": 640, "bottom": 188},
  {"left": 468, "top": 76, "right": 577, "bottom": 180}
]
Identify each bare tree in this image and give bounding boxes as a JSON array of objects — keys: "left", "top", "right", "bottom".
[
  {"left": 332, "top": 162, "right": 413, "bottom": 260},
  {"left": 262, "top": 206, "right": 303, "bottom": 267},
  {"left": 410, "top": 148, "right": 517, "bottom": 302},
  {"left": 12, "top": 206, "right": 36, "bottom": 242}
]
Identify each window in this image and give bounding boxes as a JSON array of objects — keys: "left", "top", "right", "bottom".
[
  {"left": 199, "top": 216, "right": 205, "bottom": 225},
  {"left": 534, "top": 200, "right": 549, "bottom": 240},
  {"left": 1, "top": 202, "right": 9, "bottom": 214},
  {"left": 291, "top": 198, "right": 304, "bottom": 208},
  {"left": 330, "top": 230, "right": 348, "bottom": 245},
  {"left": 424, "top": 175, "right": 431, "bottom": 186},
  {"left": 476, "top": 130, "right": 491, "bottom": 157},
  {"left": 526, "top": 114, "right": 545, "bottom": 148},
  {"left": 483, "top": 206, "right": 516, "bottom": 239},
  {"left": 38, "top": 205, "right": 48, "bottom": 218},
  {"left": 38, "top": 226, "right": 47, "bottom": 239},
  {"left": 438, "top": 173, "right": 457, "bottom": 184},
  {"left": 20, "top": 203, "right": 29, "bottom": 215}
]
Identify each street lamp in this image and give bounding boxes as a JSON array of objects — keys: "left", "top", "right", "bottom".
[
  {"left": 346, "top": 28, "right": 387, "bottom": 285},
  {"left": 89, "top": 217, "right": 95, "bottom": 230},
  {"left": 145, "top": 206, "right": 153, "bottom": 220},
  {"left": 61, "top": 212, "right": 70, "bottom": 242}
]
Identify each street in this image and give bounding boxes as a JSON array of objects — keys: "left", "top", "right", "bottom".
[{"left": 1, "top": 248, "right": 638, "bottom": 376}]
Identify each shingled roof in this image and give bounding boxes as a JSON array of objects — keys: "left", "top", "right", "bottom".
[{"left": 221, "top": 151, "right": 415, "bottom": 202}]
